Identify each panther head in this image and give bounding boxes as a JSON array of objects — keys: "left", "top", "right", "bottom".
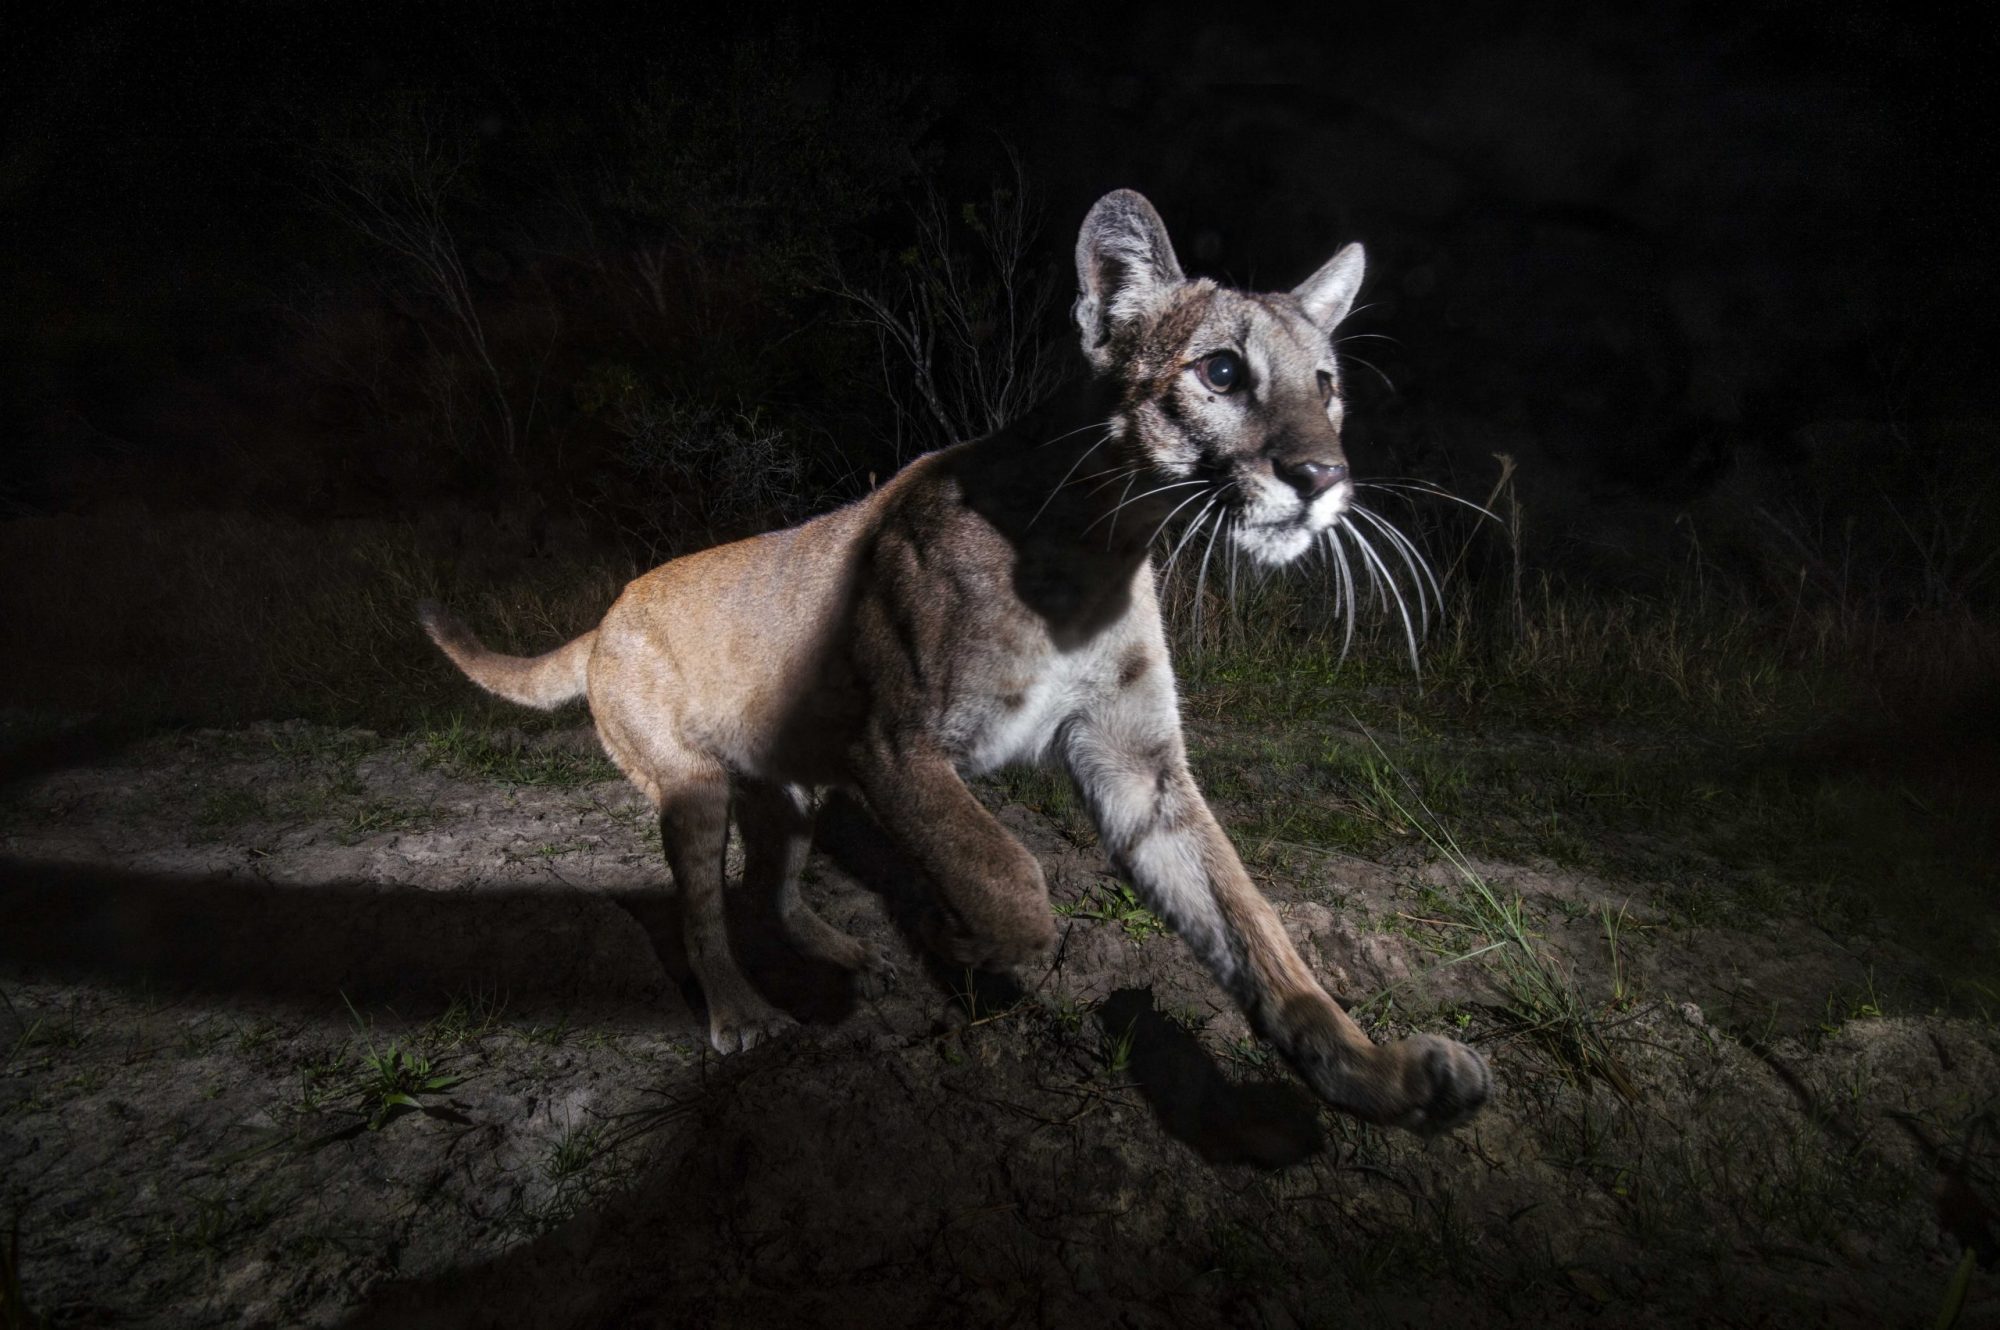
[{"left": 1074, "top": 189, "right": 1367, "bottom": 571}]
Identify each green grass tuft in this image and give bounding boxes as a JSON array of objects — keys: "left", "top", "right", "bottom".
[
  {"left": 1355, "top": 731, "right": 1637, "bottom": 1098},
  {"left": 1055, "top": 881, "right": 1168, "bottom": 942},
  {"left": 416, "top": 715, "right": 619, "bottom": 788}
]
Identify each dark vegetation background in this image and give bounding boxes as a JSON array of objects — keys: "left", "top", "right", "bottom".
[{"left": 1, "top": 1, "right": 1994, "bottom": 902}]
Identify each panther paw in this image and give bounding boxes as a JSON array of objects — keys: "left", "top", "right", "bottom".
[
  {"left": 935, "top": 913, "right": 1057, "bottom": 974},
  {"left": 707, "top": 1002, "right": 798, "bottom": 1055},
  {"left": 851, "top": 939, "right": 900, "bottom": 997},
  {"left": 1382, "top": 1033, "right": 1493, "bottom": 1135}
]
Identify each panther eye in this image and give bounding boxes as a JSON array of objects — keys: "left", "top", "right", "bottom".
[{"left": 1195, "top": 350, "right": 1245, "bottom": 394}]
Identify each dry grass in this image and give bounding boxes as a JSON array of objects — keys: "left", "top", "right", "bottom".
[
  {"left": 0, "top": 510, "right": 624, "bottom": 730},
  {"left": 2, "top": 495, "right": 1993, "bottom": 753},
  {"left": 1169, "top": 545, "right": 1998, "bottom": 740}
]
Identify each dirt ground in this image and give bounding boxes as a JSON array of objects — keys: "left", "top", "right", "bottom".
[{"left": 2, "top": 715, "right": 1995, "bottom": 1328}]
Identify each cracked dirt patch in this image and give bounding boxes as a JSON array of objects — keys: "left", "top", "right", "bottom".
[{"left": 2, "top": 719, "right": 1995, "bottom": 1327}]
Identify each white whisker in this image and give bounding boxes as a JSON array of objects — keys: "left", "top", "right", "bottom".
[
  {"left": 1194, "top": 510, "right": 1229, "bottom": 640},
  {"left": 1325, "top": 526, "right": 1357, "bottom": 663},
  {"left": 1340, "top": 351, "right": 1395, "bottom": 395},
  {"left": 1139, "top": 485, "right": 1216, "bottom": 554},
  {"left": 1337, "top": 529, "right": 1359, "bottom": 663},
  {"left": 1344, "top": 519, "right": 1421, "bottom": 675},
  {"left": 1349, "top": 504, "right": 1439, "bottom": 634},
  {"left": 1227, "top": 526, "right": 1239, "bottom": 617},
  {"left": 1369, "top": 506, "right": 1446, "bottom": 625},
  {"left": 1036, "top": 417, "right": 1118, "bottom": 449},
  {"left": 1104, "top": 470, "right": 1142, "bottom": 544},
  {"left": 1350, "top": 520, "right": 1382, "bottom": 613},
  {"left": 1160, "top": 495, "right": 1221, "bottom": 584},
  {"left": 1074, "top": 465, "right": 1140, "bottom": 501},
  {"left": 1028, "top": 429, "right": 1113, "bottom": 528},
  {"left": 1355, "top": 479, "right": 1502, "bottom": 526},
  {"left": 1081, "top": 478, "right": 1207, "bottom": 538}
]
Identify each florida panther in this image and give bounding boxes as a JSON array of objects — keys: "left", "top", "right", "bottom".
[{"left": 422, "top": 190, "right": 1492, "bottom": 1132}]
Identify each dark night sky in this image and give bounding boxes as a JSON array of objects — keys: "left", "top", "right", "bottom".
[{"left": 3, "top": 2, "right": 1995, "bottom": 530}]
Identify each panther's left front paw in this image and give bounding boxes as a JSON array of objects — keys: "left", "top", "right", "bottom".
[
  {"left": 1279, "top": 996, "right": 1494, "bottom": 1133},
  {"left": 1380, "top": 1033, "right": 1493, "bottom": 1134}
]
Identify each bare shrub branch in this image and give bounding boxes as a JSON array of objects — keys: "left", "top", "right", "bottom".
[
  {"left": 834, "top": 153, "right": 1070, "bottom": 460},
  {"left": 307, "top": 95, "right": 519, "bottom": 458}
]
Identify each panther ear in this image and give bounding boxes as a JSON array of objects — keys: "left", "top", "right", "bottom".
[
  {"left": 1074, "top": 190, "right": 1185, "bottom": 369},
  {"left": 1292, "top": 242, "right": 1366, "bottom": 329}
]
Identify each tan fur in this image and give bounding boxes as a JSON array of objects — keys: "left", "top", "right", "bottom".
[
  {"left": 422, "top": 191, "right": 1492, "bottom": 1131},
  {"left": 417, "top": 607, "right": 595, "bottom": 711}
]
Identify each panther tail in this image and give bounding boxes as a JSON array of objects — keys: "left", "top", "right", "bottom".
[{"left": 417, "top": 601, "right": 594, "bottom": 710}]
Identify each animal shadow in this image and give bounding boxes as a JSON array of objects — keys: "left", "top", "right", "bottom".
[
  {"left": 816, "top": 790, "right": 1325, "bottom": 1166},
  {"left": 1100, "top": 987, "right": 1325, "bottom": 1168}
]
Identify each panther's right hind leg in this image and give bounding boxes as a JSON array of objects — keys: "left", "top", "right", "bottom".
[
  {"left": 650, "top": 765, "right": 796, "bottom": 1054},
  {"left": 735, "top": 779, "right": 896, "bottom": 993}
]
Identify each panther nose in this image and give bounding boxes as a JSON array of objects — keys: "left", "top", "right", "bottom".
[{"left": 1274, "top": 459, "right": 1348, "bottom": 499}]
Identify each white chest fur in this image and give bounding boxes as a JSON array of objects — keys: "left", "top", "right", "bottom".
[{"left": 947, "top": 634, "right": 1124, "bottom": 778}]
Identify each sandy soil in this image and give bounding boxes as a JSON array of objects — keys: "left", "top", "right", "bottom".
[{"left": 2, "top": 718, "right": 1994, "bottom": 1328}]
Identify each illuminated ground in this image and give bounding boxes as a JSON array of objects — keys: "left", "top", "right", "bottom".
[{"left": 2, "top": 715, "right": 1991, "bottom": 1327}]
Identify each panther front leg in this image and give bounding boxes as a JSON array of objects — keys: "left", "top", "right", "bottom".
[
  {"left": 852, "top": 731, "right": 1059, "bottom": 971},
  {"left": 1061, "top": 682, "right": 1492, "bottom": 1133}
]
